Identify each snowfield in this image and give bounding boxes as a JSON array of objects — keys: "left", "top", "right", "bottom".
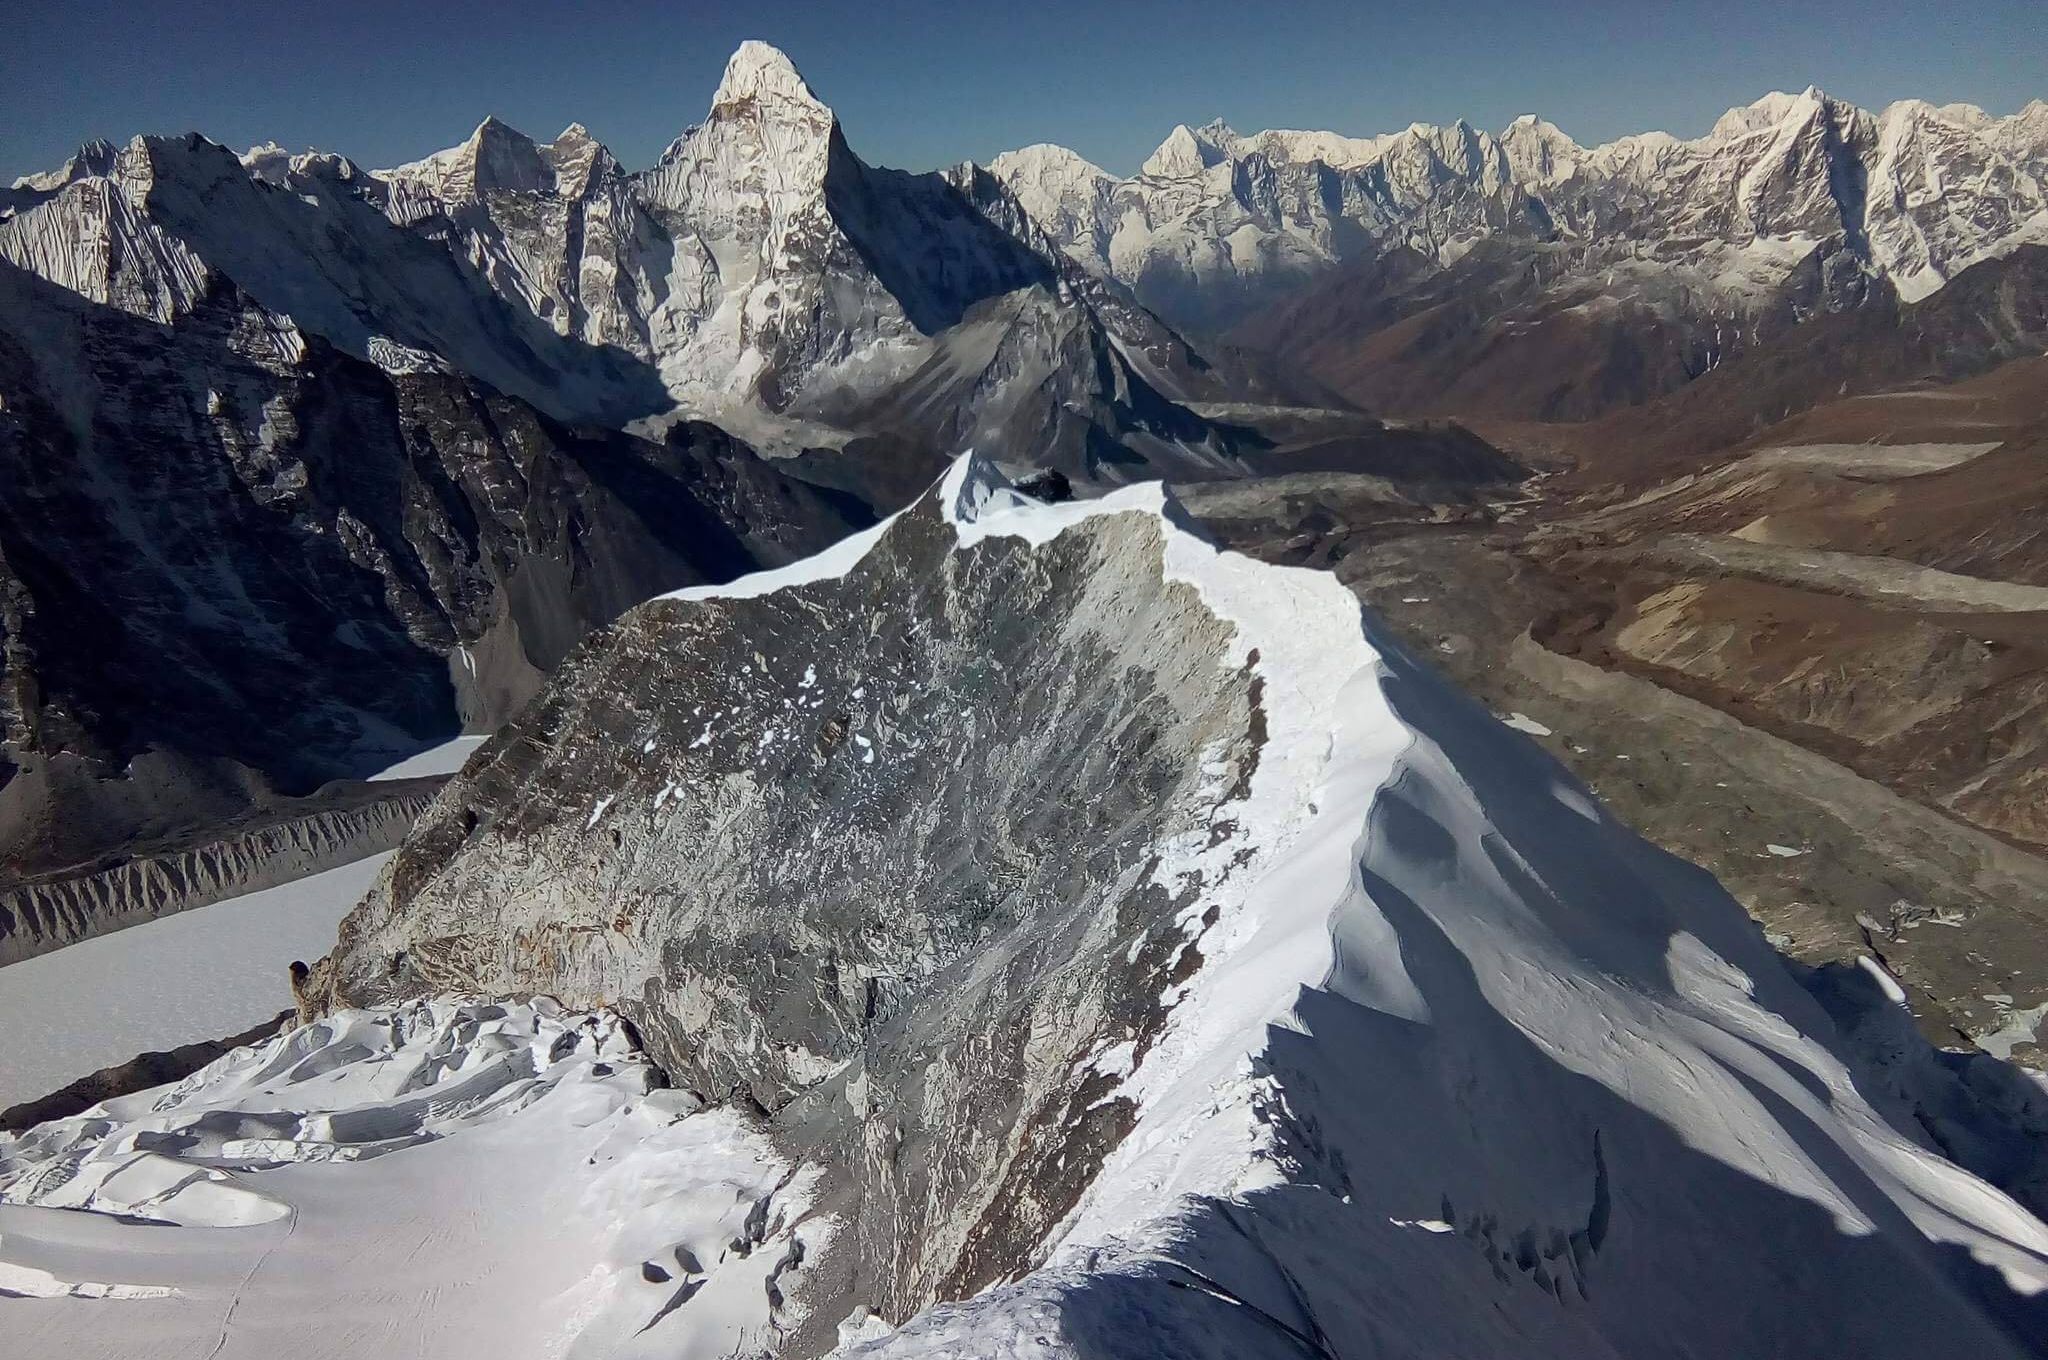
[
  {"left": 366, "top": 733, "right": 487, "bottom": 781},
  {"left": 5, "top": 454, "right": 2047, "bottom": 1357},
  {"left": 0, "top": 999, "right": 818, "bottom": 1358},
  {"left": 0, "top": 738, "right": 482, "bottom": 1112},
  {"left": 0, "top": 854, "right": 390, "bottom": 1112}
]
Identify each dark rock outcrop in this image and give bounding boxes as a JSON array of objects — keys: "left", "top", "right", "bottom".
[{"left": 0, "top": 259, "right": 870, "bottom": 877}]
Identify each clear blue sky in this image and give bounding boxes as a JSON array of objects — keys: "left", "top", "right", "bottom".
[{"left": 5, "top": 0, "right": 2043, "bottom": 181}]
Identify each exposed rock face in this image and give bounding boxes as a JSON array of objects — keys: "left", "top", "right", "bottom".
[
  {"left": 0, "top": 258, "right": 867, "bottom": 877},
  {"left": 299, "top": 457, "right": 2048, "bottom": 1357},
  {"left": 304, "top": 464, "right": 1261, "bottom": 1323}
]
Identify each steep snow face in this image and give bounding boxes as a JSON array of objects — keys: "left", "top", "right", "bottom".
[
  {"left": 1140, "top": 121, "right": 1236, "bottom": 179},
  {"left": 0, "top": 999, "right": 823, "bottom": 1356},
  {"left": 1870, "top": 99, "right": 2048, "bottom": 300},
  {"left": 0, "top": 138, "right": 211, "bottom": 322},
  {"left": 273, "top": 453, "right": 2048, "bottom": 1357},
  {"left": 377, "top": 116, "right": 671, "bottom": 361},
  {"left": 983, "top": 143, "right": 1118, "bottom": 261},
  {"left": 1989, "top": 99, "right": 2048, "bottom": 167},
  {"left": 989, "top": 86, "right": 2048, "bottom": 333},
  {"left": 1499, "top": 114, "right": 1583, "bottom": 185}
]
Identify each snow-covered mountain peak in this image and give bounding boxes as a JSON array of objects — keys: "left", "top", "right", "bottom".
[
  {"left": 11, "top": 137, "right": 119, "bottom": 192},
  {"left": 1237, "top": 126, "right": 1394, "bottom": 168},
  {"left": 384, "top": 116, "right": 554, "bottom": 202},
  {"left": 466, "top": 117, "right": 550, "bottom": 193},
  {"left": 1993, "top": 99, "right": 2048, "bottom": 161},
  {"left": 535, "top": 122, "right": 616, "bottom": 194},
  {"left": 1709, "top": 85, "right": 1837, "bottom": 141},
  {"left": 237, "top": 140, "right": 290, "bottom": 178},
  {"left": 710, "top": 39, "right": 829, "bottom": 120},
  {"left": 637, "top": 40, "right": 840, "bottom": 215},
  {"left": 1141, "top": 122, "right": 1233, "bottom": 178},
  {"left": 987, "top": 141, "right": 1112, "bottom": 186},
  {"left": 1879, "top": 98, "right": 1988, "bottom": 129},
  {"left": 1499, "top": 113, "right": 1583, "bottom": 184},
  {"left": 991, "top": 78, "right": 2046, "bottom": 335}
]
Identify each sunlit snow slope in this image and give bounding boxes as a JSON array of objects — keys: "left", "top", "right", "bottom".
[{"left": 0, "top": 1000, "right": 817, "bottom": 1358}]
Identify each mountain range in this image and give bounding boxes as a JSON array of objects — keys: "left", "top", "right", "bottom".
[
  {"left": 1, "top": 43, "right": 1286, "bottom": 483},
  {"left": 0, "top": 42, "right": 1523, "bottom": 885},
  {"left": 994, "top": 88, "right": 2048, "bottom": 342},
  {"left": 5, "top": 34, "right": 2048, "bottom": 1360},
  {"left": 1, "top": 39, "right": 2041, "bottom": 929}
]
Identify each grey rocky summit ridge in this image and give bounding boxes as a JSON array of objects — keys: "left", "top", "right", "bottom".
[{"left": 296, "top": 455, "right": 2048, "bottom": 1357}]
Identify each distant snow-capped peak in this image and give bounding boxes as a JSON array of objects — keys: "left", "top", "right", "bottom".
[{"left": 986, "top": 84, "right": 2048, "bottom": 330}]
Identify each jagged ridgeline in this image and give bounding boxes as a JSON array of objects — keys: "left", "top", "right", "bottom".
[
  {"left": 302, "top": 460, "right": 1266, "bottom": 1319},
  {"left": 296, "top": 457, "right": 2048, "bottom": 1356},
  {"left": 0, "top": 42, "right": 1287, "bottom": 487}
]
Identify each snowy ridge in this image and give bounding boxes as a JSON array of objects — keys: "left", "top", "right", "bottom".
[
  {"left": 877, "top": 454, "right": 2048, "bottom": 1353},
  {"left": 9, "top": 460, "right": 2048, "bottom": 1355},
  {"left": 989, "top": 87, "right": 2048, "bottom": 328},
  {"left": 672, "top": 455, "right": 2048, "bottom": 1350}
]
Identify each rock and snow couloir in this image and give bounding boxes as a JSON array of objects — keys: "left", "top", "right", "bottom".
[{"left": 13, "top": 455, "right": 2044, "bottom": 1356}]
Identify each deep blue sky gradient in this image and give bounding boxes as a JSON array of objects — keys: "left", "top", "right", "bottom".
[{"left": 5, "top": 1, "right": 2043, "bottom": 182}]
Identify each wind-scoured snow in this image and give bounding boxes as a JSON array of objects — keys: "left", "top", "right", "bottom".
[{"left": 0, "top": 999, "right": 819, "bottom": 1357}]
